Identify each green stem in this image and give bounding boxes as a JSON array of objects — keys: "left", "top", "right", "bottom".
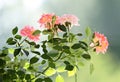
[
  {"left": 20, "top": 37, "right": 27, "bottom": 45},
  {"left": 31, "top": 66, "right": 49, "bottom": 80},
  {"left": 54, "top": 51, "right": 64, "bottom": 62},
  {"left": 75, "top": 73, "right": 77, "bottom": 82}
]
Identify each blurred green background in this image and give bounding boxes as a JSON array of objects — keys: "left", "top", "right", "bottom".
[{"left": 0, "top": 0, "right": 120, "bottom": 82}]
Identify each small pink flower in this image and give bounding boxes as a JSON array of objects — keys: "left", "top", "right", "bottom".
[
  {"left": 20, "top": 26, "right": 40, "bottom": 41},
  {"left": 59, "top": 14, "right": 80, "bottom": 26},
  {"left": 90, "top": 32, "right": 109, "bottom": 54},
  {"left": 38, "top": 13, "right": 59, "bottom": 29}
]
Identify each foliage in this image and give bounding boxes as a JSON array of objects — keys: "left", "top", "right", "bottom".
[{"left": 0, "top": 13, "right": 109, "bottom": 82}]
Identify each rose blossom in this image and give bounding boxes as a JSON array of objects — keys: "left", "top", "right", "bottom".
[
  {"left": 38, "top": 13, "right": 59, "bottom": 29},
  {"left": 59, "top": 14, "right": 80, "bottom": 27},
  {"left": 20, "top": 26, "right": 40, "bottom": 41},
  {"left": 90, "top": 32, "right": 109, "bottom": 54}
]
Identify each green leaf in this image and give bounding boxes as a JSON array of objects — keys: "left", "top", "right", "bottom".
[
  {"left": 56, "top": 75, "right": 64, "bottom": 82},
  {"left": 44, "top": 77, "right": 52, "bottom": 82},
  {"left": 58, "top": 24, "right": 67, "bottom": 32},
  {"left": 82, "top": 54, "right": 91, "bottom": 60},
  {"left": 90, "top": 63, "right": 94, "bottom": 74},
  {"left": 45, "top": 67, "right": 56, "bottom": 76},
  {"left": 65, "top": 65, "right": 74, "bottom": 71},
  {"left": 8, "top": 48, "right": 14, "bottom": 54},
  {"left": 85, "top": 27, "right": 91, "bottom": 37},
  {"left": 56, "top": 66, "right": 66, "bottom": 73},
  {"left": 52, "top": 15, "right": 56, "bottom": 24},
  {"left": 0, "top": 49, "right": 8, "bottom": 57},
  {"left": 12, "top": 26, "right": 18, "bottom": 35},
  {"left": 71, "top": 43, "right": 81, "bottom": 49},
  {"left": 30, "top": 56, "right": 39, "bottom": 64},
  {"left": 76, "top": 33, "right": 83, "bottom": 36},
  {"left": 17, "top": 70, "right": 25, "bottom": 79},
  {"left": 6, "top": 37, "right": 13, "bottom": 43},
  {"left": 49, "top": 61, "right": 55, "bottom": 68},
  {"left": 25, "top": 74, "right": 31, "bottom": 80},
  {"left": 35, "top": 44, "right": 40, "bottom": 48},
  {"left": 64, "top": 61, "right": 74, "bottom": 71},
  {"left": 42, "top": 29, "right": 52, "bottom": 35},
  {"left": 62, "top": 46, "right": 70, "bottom": 49},
  {"left": 6, "top": 37, "right": 17, "bottom": 45},
  {"left": 47, "top": 50, "right": 59, "bottom": 57},
  {"left": 32, "top": 30, "right": 41, "bottom": 36},
  {"left": 0, "top": 68, "right": 5, "bottom": 74},
  {"left": 0, "top": 59, "right": 6, "bottom": 67},
  {"left": 68, "top": 67, "right": 77, "bottom": 77},
  {"left": 53, "top": 45, "right": 62, "bottom": 51},
  {"left": 35, "top": 78, "right": 43, "bottom": 82},
  {"left": 15, "top": 35, "right": 22, "bottom": 40},
  {"left": 41, "top": 54, "right": 51, "bottom": 60},
  {"left": 14, "top": 48, "right": 21, "bottom": 57},
  {"left": 31, "top": 51, "right": 41, "bottom": 55},
  {"left": 23, "top": 49, "right": 29, "bottom": 56},
  {"left": 41, "top": 60, "right": 46, "bottom": 64}
]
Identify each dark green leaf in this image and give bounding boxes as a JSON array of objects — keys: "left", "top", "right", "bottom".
[
  {"left": 44, "top": 77, "right": 52, "bottom": 82},
  {"left": 15, "top": 35, "right": 22, "bottom": 40},
  {"left": 30, "top": 56, "right": 39, "bottom": 64},
  {"left": 62, "top": 46, "right": 70, "bottom": 49},
  {"left": 49, "top": 61, "right": 55, "bottom": 68},
  {"left": 41, "top": 54, "right": 51, "bottom": 60},
  {"left": 32, "top": 30, "right": 41, "bottom": 36},
  {"left": 79, "top": 41, "right": 88, "bottom": 47},
  {"left": 76, "top": 33, "right": 82, "bottom": 36},
  {"left": 14, "top": 48, "right": 21, "bottom": 57},
  {"left": 58, "top": 24, "right": 67, "bottom": 32},
  {"left": 64, "top": 61, "right": 70, "bottom": 65},
  {"left": 8, "top": 41, "right": 16, "bottom": 45},
  {"left": 82, "top": 54, "right": 91, "bottom": 60},
  {"left": 63, "top": 32, "right": 68, "bottom": 38},
  {"left": 71, "top": 43, "right": 81, "bottom": 49},
  {"left": 25, "top": 74, "right": 31, "bottom": 80},
  {"left": 17, "top": 70, "right": 25, "bottom": 79},
  {"left": 41, "top": 60, "right": 46, "bottom": 64},
  {"left": 6, "top": 37, "right": 13, "bottom": 43},
  {"left": 0, "top": 59, "right": 6, "bottom": 67},
  {"left": 65, "top": 65, "right": 74, "bottom": 71},
  {"left": 0, "top": 68, "right": 5, "bottom": 73},
  {"left": 63, "top": 49, "right": 71, "bottom": 54},
  {"left": 47, "top": 50, "right": 59, "bottom": 57},
  {"left": 23, "top": 49, "right": 29, "bottom": 56},
  {"left": 31, "top": 51, "right": 41, "bottom": 55},
  {"left": 12, "top": 26, "right": 18, "bottom": 35},
  {"left": 0, "top": 49, "right": 8, "bottom": 57},
  {"left": 35, "top": 78, "right": 43, "bottom": 82},
  {"left": 53, "top": 45, "right": 62, "bottom": 51},
  {"left": 35, "top": 44, "right": 40, "bottom": 48}
]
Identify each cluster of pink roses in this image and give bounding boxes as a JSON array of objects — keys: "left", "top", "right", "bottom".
[{"left": 20, "top": 13, "right": 109, "bottom": 54}]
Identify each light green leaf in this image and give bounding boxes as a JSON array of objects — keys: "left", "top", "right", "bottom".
[
  {"left": 56, "top": 66, "right": 66, "bottom": 73},
  {"left": 68, "top": 67, "right": 77, "bottom": 77},
  {"left": 23, "top": 62, "right": 30, "bottom": 69},
  {"left": 85, "top": 27, "right": 91, "bottom": 37},
  {"left": 90, "top": 63, "right": 94, "bottom": 74},
  {"left": 32, "top": 30, "right": 41, "bottom": 36},
  {"left": 45, "top": 67, "right": 56, "bottom": 76},
  {"left": 56, "top": 75, "right": 64, "bottom": 82}
]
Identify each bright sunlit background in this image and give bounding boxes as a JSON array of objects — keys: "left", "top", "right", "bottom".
[{"left": 0, "top": 0, "right": 120, "bottom": 82}]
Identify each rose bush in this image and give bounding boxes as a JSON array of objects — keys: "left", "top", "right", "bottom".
[{"left": 0, "top": 13, "right": 109, "bottom": 82}]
